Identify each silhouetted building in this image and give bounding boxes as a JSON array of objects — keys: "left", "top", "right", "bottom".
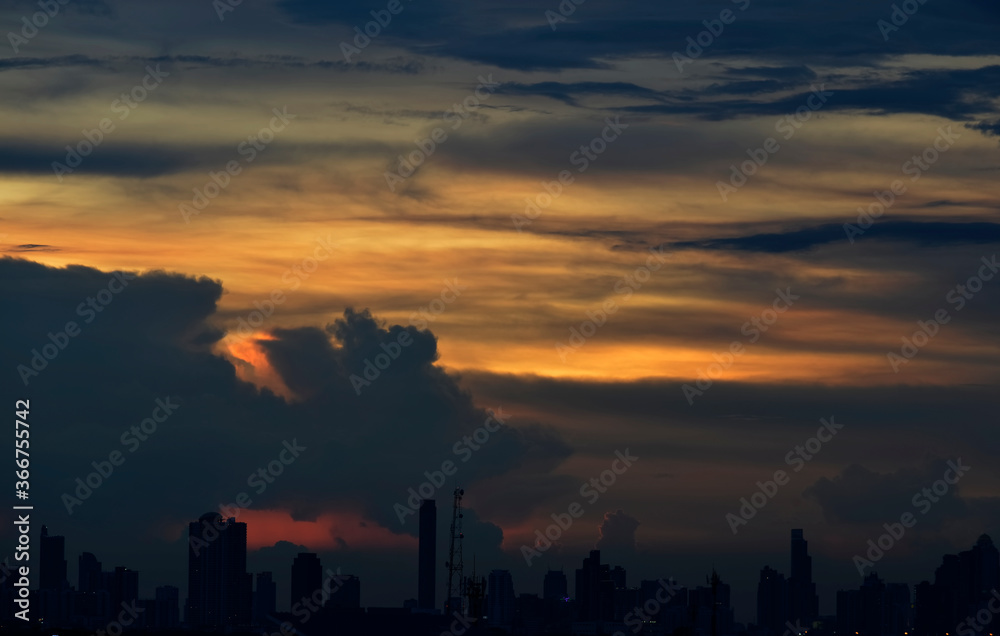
[
  {"left": 488, "top": 569, "right": 515, "bottom": 628},
  {"left": 466, "top": 569, "right": 487, "bottom": 621},
  {"left": 913, "top": 534, "right": 1000, "bottom": 636},
  {"left": 71, "top": 556, "right": 111, "bottom": 629},
  {"left": 690, "top": 570, "right": 734, "bottom": 636},
  {"left": 837, "top": 572, "right": 909, "bottom": 636},
  {"left": 884, "top": 582, "right": 911, "bottom": 635},
  {"left": 610, "top": 565, "right": 627, "bottom": 590},
  {"left": 836, "top": 588, "right": 860, "bottom": 634},
  {"left": 110, "top": 566, "right": 139, "bottom": 612},
  {"left": 155, "top": 585, "right": 180, "bottom": 628},
  {"left": 291, "top": 553, "right": 322, "bottom": 610},
  {"left": 39, "top": 525, "right": 68, "bottom": 591},
  {"left": 186, "top": 513, "right": 252, "bottom": 630},
  {"left": 543, "top": 570, "right": 568, "bottom": 600},
  {"left": 38, "top": 525, "right": 71, "bottom": 625},
  {"left": 253, "top": 572, "right": 276, "bottom": 624},
  {"left": 789, "top": 529, "right": 818, "bottom": 625},
  {"left": 962, "top": 534, "right": 1000, "bottom": 623},
  {"left": 575, "top": 550, "right": 603, "bottom": 622},
  {"left": 757, "top": 566, "right": 788, "bottom": 635},
  {"left": 515, "top": 593, "right": 546, "bottom": 634},
  {"left": 418, "top": 499, "right": 436, "bottom": 611},
  {"left": 78, "top": 552, "right": 102, "bottom": 593},
  {"left": 329, "top": 574, "right": 361, "bottom": 609},
  {"left": 640, "top": 579, "right": 688, "bottom": 633}
]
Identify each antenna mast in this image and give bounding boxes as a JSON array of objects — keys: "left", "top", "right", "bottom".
[{"left": 444, "top": 487, "right": 465, "bottom": 615}]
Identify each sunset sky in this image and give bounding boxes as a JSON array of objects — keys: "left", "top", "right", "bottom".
[{"left": 2, "top": 0, "right": 999, "bottom": 621}]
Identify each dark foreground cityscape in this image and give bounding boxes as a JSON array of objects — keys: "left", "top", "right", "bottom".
[
  {"left": 2, "top": 503, "right": 998, "bottom": 636},
  {"left": 4, "top": 0, "right": 1000, "bottom": 634}
]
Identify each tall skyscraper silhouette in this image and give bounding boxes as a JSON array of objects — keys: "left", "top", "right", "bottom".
[
  {"left": 290, "top": 553, "right": 322, "bottom": 610},
  {"left": 186, "top": 513, "right": 252, "bottom": 630},
  {"left": 967, "top": 534, "right": 1000, "bottom": 605},
  {"left": 757, "top": 565, "right": 788, "bottom": 635},
  {"left": 78, "top": 552, "right": 102, "bottom": 593},
  {"left": 575, "top": 550, "right": 611, "bottom": 622},
  {"left": 110, "top": 566, "right": 139, "bottom": 612},
  {"left": 789, "top": 529, "right": 818, "bottom": 625},
  {"left": 543, "top": 570, "right": 568, "bottom": 600},
  {"left": 418, "top": 499, "right": 436, "bottom": 610},
  {"left": 329, "top": 575, "right": 361, "bottom": 609},
  {"left": 253, "top": 572, "right": 276, "bottom": 624},
  {"left": 913, "top": 534, "right": 1000, "bottom": 635},
  {"left": 154, "top": 585, "right": 180, "bottom": 628},
  {"left": 837, "top": 572, "right": 909, "bottom": 635},
  {"left": 691, "top": 570, "right": 735, "bottom": 636},
  {"left": 38, "top": 525, "right": 70, "bottom": 625},
  {"left": 487, "top": 569, "right": 515, "bottom": 628},
  {"left": 39, "top": 525, "right": 68, "bottom": 591}
]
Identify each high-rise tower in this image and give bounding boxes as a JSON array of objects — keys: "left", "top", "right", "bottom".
[
  {"left": 290, "top": 553, "right": 322, "bottom": 610},
  {"left": 757, "top": 566, "right": 788, "bottom": 635},
  {"left": 39, "top": 525, "right": 68, "bottom": 591},
  {"left": 789, "top": 529, "right": 818, "bottom": 625},
  {"left": 187, "top": 513, "right": 252, "bottom": 630}
]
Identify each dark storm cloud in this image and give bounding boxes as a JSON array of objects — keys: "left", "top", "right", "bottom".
[
  {"left": 0, "top": 259, "right": 570, "bottom": 601},
  {"left": 256, "top": 308, "right": 573, "bottom": 524},
  {"left": 0, "top": 259, "right": 569, "bottom": 528}
]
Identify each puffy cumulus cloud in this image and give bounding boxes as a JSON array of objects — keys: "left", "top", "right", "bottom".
[
  {"left": 254, "top": 307, "right": 573, "bottom": 528},
  {"left": 596, "top": 509, "right": 640, "bottom": 560},
  {"left": 0, "top": 257, "right": 570, "bottom": 602}
]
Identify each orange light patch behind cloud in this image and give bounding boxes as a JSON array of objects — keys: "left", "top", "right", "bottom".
[
  {"left": 224, "top": 334, "right": 296, "bottom": 400},
  {"left": 233, "top": 509, "right": 417, "bottom": 552}
]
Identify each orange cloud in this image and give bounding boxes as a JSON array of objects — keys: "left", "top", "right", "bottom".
[
  {"left": 232, "top": 508, "right": 418, "bottom": 552},
  {"left": 224, "top": 334, "right": 295, "bottom": 400}
]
